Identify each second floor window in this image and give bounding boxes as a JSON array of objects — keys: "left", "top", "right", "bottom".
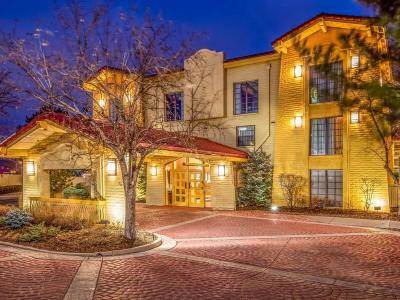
[
  {"left": 310, "top": 116, "right": 343, "bottom": 155},
  {"left": 234, "top": 81, "right": 258, "bottom": 114},
  {"left": 165, "top": 92, "right": 184, "bottom": 121},
  {"left": 109, "top": 100, "right": 119, "bottom": 123},
  {"left": 310, "top": 61, "right": 343, "bottom": 104},
  {"left": 237, "top": 125, "right": 255, "bottom": 147}
]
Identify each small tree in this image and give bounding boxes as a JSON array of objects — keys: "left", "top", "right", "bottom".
[
  {"left": 49, "top": 170, "right": 74, "bottom": 198},
  {"left": 360, "top": 177, "right": 377, "bottom": 211},
  {"left": 279, "top": 173, "right": 306, "bottom": 209},
  {"left": 237, "top": 151, "right": 273, "bottom": 208},
  {"left": 136, "top": 163, "right": 147, "bottom": 202}
]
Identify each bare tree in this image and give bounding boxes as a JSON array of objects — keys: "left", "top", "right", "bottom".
[
  {"left": 279, "top": 173, "right": 306, "bottom": 209},
  {"left": 360, "top": 177, "right": 377, "bottom": 211},
  {"left": 0, "top": 2, "right": 220, "bottom": 239}
]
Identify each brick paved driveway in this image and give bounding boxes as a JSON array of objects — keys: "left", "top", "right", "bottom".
[{"left": 1, "top": 205, "right": 400, "bottom": 299}]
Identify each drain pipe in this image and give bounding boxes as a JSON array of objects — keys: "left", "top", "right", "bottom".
[{"left": 257, "top": 63, "right": 274, "bottom": 151}]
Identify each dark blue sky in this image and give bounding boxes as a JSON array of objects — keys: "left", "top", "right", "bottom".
[{"left": 0, "top": 0, "right": 371, "bottom": 134}]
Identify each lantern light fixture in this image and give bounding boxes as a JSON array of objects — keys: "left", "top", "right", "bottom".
[
  {"left": 294, "top": 65, "right": 303, "bottom": 78},
  {"left": 351, "top": 55, "right": 360, "bottom": 68},
  {"left": 98, "top": 98, "right": 106, "bottom": 108},
  {"left": 26, "top": 161, "right": 36, "bottom": 176},
  {"left": 150, "top": 165, "right": 158, "bottom": 176},
  {"left": 350, "top": 110, "right": 359, "bottom": 124},
  {"left": 107, "top": 159, "right": 117, "bottom": 176},
  {"left": 294, "top": 116, "right": 303, "bottom": 128},
  {"left": 217, "top": 165, "right": 226, "bottom": 177}
]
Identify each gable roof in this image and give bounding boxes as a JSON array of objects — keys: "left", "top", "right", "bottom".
[
  {"left": 271, "top": 13, "right": 374, "bottom": 47},
  {"left": 0, "top": 113, "right": 248, "bottom": 159}
]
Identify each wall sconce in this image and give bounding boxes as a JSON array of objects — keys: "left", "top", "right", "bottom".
[
  {"left": 294, "top": 65, "right": 303, "bottom": 78},
  {"left": 294, "top": 116, "right": 303, "bottom": 128},
  {"left": 98, "top": 99, "right": 106, "bottom": 108},
  {"left": 150, "top": 165, "right": 158, "bottom": 176},
  {"left": 351, "top": 55, "right": 360, "bottom": 68},
  {"left": 350, "top": 110, "right": 359, "bottom": 124},
  {"left": 26, "top": 161, "right": 36, "bottom": 176},
  {"left": 217, "top": 165, "right": 226, "bottom": 177},
  {"left": 107, "top": 159, "right": 117, "bottom": 176}
]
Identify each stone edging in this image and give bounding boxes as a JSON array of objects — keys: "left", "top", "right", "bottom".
[{"left": 0, "top": 233, "right": 162, "bottom": 257}]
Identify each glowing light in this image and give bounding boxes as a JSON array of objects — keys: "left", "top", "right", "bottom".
[
  {"left": 98, "top": 99, "right": 106, "bottom": 108},
  {"left": 217, "top": 165, "right": 226, "bottom": 177},
  {"left": 294, "top": 65, "right": 303, "bottom": 78},
  {"left": 107, "top": 159, "right": 117, "bottom": 176},
  {"left": 351, "top": 55, "right": 360, "bottom": 68},
  {"left": 150, "top": 166, "right": 158, "bottom": 176},
  {"left": 373, "top": 199, "right": 384, "bottom": 211},
  {"left": 271, "top": 205, "right": 278, "bottom": 212},
  {"left": 26, "top": 161, "right": 35, "bottom": 176},
  {"left": 350, "top": 111, "right": 359, "bottom": 124},
  {"left": 294, "top": 116, "right": 302, "bottom": 128}
]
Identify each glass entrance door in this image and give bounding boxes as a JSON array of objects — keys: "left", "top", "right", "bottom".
[
  {"left": 172, "top": 171, "right": 188, "bottom": 206},
  {"left": 188, "top": 171, "right": 204, "bottom": 207}
]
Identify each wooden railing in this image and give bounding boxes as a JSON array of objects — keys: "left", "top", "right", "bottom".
[
  {"left": 28, "top": 197, "right": 107, "bottom": 221},
  {"left": 0, "top": 185, "right": 22, "bottom": 194},
  {"left": 388, "top": 185, "right": 400, "bottom": 212}
]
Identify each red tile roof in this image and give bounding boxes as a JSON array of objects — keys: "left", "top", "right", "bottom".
[
  {"left": 0, "top": 113, "right": 248, "bottom": 159},
  {"left": 271, "top": 13, "right": 374, "bottom": 47}
]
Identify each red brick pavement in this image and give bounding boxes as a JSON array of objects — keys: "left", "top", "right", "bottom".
[
  {"left": 157, "top": 214, "right": 369, "bottom": 239},
  {"left": 136, "top": 204, "right": 212, "bottom": 230},
  {"left": 0, "top": 256, "right": 80, "bottom": 300},
  {"left": 0, "top": 206, "right": 398, "bottom": 299},
  {"left": 94, "top": 254, "right": 396, "bottom": 299}
]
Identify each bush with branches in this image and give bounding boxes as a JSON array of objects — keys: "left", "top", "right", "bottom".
[{"left": 279, "top": 174, "right": 306, "bottom": 209}]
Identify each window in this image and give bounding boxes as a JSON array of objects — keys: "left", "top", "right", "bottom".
[
  {"left": 234, "top": 81, "right": 258, "bottom": 114},
  {"left": 237, "top": 125, "right": 255, "bottom": 147},
  {"left": 310, "top": 61, "right": 343, "bottom": 103},
  {"left": 311, "top": 170, "right": 343, "bottom": 207},
  {"left": 165, "top": 92, "right": 184, "bottom": 121},
  {"left": 310, "top": 117, "right": 343, "bottom": 155}
]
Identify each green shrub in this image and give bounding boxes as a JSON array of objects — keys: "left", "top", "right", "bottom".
[
  {"left": 5, "top": 209, "right": 33, "bottom": 230},
  {"left": 19, "top": 222, "right": 60, "bottom": 242},
  {"left": 237, "top": 150, "right": 273, "bottom": 208},
  {"left": 63, "top": 185, "right": 90, "bottom": 199},
  {"left": 0, "top": 216, "right": 5, "bottom": 225}
]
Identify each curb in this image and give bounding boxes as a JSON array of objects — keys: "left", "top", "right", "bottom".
[{"left": 0, "top": 233, "right": 163, "bottom": 257}]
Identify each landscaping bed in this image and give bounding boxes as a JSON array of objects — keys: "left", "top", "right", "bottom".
[
  {"left": 0, "top": 205, "right": 156, "bottom": 253},
  {"left": 238, "top": 206, "right": 400, "bottom": 221}
]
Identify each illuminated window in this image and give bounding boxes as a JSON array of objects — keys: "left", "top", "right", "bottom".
[
  {"left": 311, "top": 170, "right": 343, "bottom": 208},
  {"left": 310, "top": 117, "right": 343, "bottom": 155},
  {"left": 234, "top": 81, "right": 258, "bottom": 114},
  {"left": 310, "top": 61, "right": 343, "bottom": 104},
  {"left": 237, "top": 125, "right": 255, "bottom": 147}
]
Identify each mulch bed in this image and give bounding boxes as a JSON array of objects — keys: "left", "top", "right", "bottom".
[
  {"left": 238, "top": 206, "right": 400, "bottom": 221},
  {"left": 0, "top": 224, "right": 156, "bottom": 253}
]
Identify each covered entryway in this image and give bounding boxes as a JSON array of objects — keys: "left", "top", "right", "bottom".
[{"left": 165, "top": 158, "right": 211, "bottom": 208}]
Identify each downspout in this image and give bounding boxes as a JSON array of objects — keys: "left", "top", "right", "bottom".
[{"left": 257, "top": 63, "right": 273, "bottom": 151}]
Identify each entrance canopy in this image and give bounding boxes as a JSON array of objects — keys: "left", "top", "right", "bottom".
[{"left": 0, "top": 112, "right": 248, "bottom": 161}]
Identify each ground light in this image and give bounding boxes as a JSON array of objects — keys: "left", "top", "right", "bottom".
[{"left": 271, "top": 205, "right": 278, "bottom": 212}]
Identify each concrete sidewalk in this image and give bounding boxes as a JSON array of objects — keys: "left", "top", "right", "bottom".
[{"left": 304, "top": 215, "right": 400, "bottom": 230}]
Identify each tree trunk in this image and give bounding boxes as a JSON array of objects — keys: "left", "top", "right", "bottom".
[{"left": 124, "top": 184, "right": 137, "bottom": 240}]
